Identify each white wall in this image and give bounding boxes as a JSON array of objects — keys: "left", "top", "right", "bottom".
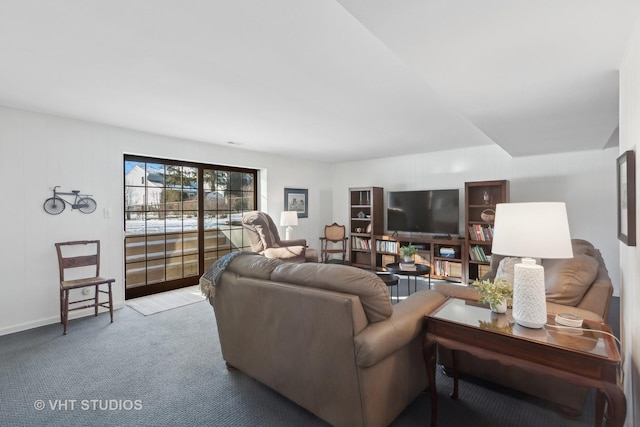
[
  {"left": 620, "top": 16, "right": 640, "bottom": 427},
  {"left": 331, "top": 145, "right": 620, "bottom": 294},
  {"left": 0, "top": 107, "right": 332, "bottom": 335},
  {"left": 0, "top": 105, "right": 622, "bottom": 346}
]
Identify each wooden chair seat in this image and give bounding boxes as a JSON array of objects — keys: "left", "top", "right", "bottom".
[
  {"left": 61, "top": 276, "right": 115, "bottom": 290},
  {"left": 55, "top": 240, "right": 115, "bottom": 335}
]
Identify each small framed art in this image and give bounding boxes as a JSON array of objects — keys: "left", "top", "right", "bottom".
[
  {"left": 284, "top": 188, "right": 308, "bottom": 218},
  {"left": 617, "top": 150, "right": 636, "bottom": 246}
]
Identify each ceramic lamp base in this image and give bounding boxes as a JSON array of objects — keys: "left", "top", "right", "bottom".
[{"left": 512, "top": 258, "right": 547, "bottom": 329}]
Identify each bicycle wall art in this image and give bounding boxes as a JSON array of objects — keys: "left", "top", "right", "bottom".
[{"left": 43, "top": 186, "right": 97, "bottom": 215}]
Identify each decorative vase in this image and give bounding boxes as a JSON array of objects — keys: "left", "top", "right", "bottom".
[
  {"left": 403, "top": 255, "right": 414, "bottom": 263},
  {"left": 490, "top": 299, "right": 507, "bottom": 314}
]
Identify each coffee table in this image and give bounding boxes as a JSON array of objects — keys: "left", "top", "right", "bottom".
[
  {"left": 384, "top": 263, "right": 431, "bottom": 295},
  {"left": 423, "top": 298, "right": 625, "bottom": 427}
]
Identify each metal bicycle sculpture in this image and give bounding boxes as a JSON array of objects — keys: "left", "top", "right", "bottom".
[{"left": 43, "top": 186, "right": 97, "bottom": 215}]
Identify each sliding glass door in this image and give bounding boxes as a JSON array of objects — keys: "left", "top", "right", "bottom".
[{"left": 124, "top": 155, "right": 256, "bottom": 299}]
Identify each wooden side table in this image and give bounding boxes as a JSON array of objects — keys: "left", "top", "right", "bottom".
[{"left": 423, "top": 298, "right": 625, "bottom": 427}]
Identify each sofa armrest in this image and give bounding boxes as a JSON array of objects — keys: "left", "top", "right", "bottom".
[
  {"left": 353, "top": 290, "right": 446, "bottom": 367},
  {"left": 262, "top": 246, "right": 305, "bottom": 262},
  {"left": 431, "top": 282, "right": 482, "bottom": 301},
  {"left": 279, "top": 238, "right": 307, "bottom": 247}
]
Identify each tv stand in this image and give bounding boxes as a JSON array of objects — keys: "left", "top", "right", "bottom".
[
  {"left": 372, "top": 234, "right": 464, "bottom": 282},
  {"left": 433, "top": 234, "right": 452, "bottom": 240}
]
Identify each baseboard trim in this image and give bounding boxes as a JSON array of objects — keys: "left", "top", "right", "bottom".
[{"left": 0, "top": 302, "right": 126, "bottom": 337}]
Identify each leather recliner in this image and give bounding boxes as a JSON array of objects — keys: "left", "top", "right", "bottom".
[{"left": 242, "top": 211, "right": 317, "bottom": 262}]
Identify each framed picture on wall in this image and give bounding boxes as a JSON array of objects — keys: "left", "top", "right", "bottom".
[
  {"left": 617, "top": 150, "right": 636, "bottom": 246},
  {"left": 284, "top": 188, "right": 308, "bottom": 218}
]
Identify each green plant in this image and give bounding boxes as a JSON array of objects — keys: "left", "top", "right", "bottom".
[
  {"left": 399, "top": 244, "right": 418, "bottom": 258},
  {"left": 472, "top": 277, "right": 513, "bottom": 308}
]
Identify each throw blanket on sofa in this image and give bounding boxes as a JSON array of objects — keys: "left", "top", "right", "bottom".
[{"left": 199, "top": 251, "right": 255, "bottom": 299}]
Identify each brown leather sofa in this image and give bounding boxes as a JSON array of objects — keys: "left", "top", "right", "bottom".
[
  {"left": 242, "top": 211, "right": 318, "bottom": 262},
  {"left": 201, "top": 253, "right": 446, "bottom": 427},
  {"left": 432, "top": 239, "right": 614, "bottom": 415}
]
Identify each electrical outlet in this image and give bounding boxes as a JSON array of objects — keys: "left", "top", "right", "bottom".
[{"left": 82, "top": 288, "right": 91, "bottom": 295}]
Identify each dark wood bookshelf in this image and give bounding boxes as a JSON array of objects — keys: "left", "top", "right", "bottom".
[{"left": 464, "top": 180, "right": 509, "bottom": 283}]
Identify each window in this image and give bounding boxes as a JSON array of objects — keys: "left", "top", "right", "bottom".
[{"left": 124, "top": 155, "right": 256, "bottom": 298}]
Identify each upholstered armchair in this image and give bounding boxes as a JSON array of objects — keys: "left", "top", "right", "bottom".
[{"left": 242, "top": 211, "right": 317, "bottom": 263}]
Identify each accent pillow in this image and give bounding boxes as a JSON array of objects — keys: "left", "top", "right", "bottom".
[
  {"left": 544, "top": 255, "right": 599, "bottom": 306},
  {"left": 495, "top": 257, "right": 521, "bottom": 285},
  {"left": 570, "top": 239, "right": 598, "bottom": 258}
]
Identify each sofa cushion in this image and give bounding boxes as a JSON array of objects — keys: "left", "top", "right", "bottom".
[
  {"left": 495, "top": 257, "right": 520, "bottom": 284},
  {"left": 544, "top": 254, "right": 599, "bottom": 306},
  {"left": 495, "top": 257, "right": 542, "bottom": 284},
  {"left": 271, "top": 263, "right": 392, "bottom": 323}
]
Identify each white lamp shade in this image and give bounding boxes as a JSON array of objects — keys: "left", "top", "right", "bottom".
[
  {"left": 280, "top": 211, "right": 298, "bottom": 227},
  {"left": 491, "top": 202, "right": 573, "bottom": 259}
]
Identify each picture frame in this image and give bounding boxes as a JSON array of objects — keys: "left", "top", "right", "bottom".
[
  {"left": 617, "top": 150, "right": 636, "bottom": 246},
  {"left": 284, "top": 188, "right": 308, "bottom": 218}
]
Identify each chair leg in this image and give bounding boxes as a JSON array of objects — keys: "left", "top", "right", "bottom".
[
  {"left": 108, "top": 282, "right": 114, "bottom": 323},
  {"left": 62, "top": 289, "right": 70, "bottom": 335},
  {"left": 94, "top": 285, "right": 99, "bottom": 316},
  {"left": 59, "top": 288, "right": 64, "bottom": 325}
]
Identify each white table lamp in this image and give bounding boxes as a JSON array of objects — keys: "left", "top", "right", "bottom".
[
  {"left": 491, "top": 202, "right": 573, "bottom": 328},
  {"left": 280, "top": 211, "right": 298, "bottom": 240}
]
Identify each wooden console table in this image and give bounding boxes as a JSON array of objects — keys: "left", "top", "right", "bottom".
[{"left": 423, "top": 298, "right": 625, "bottom": 427}]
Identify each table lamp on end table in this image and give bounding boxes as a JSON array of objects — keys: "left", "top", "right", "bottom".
[
  {"left": 491, "top": 202, "right": 573, "bottom": 329},
  {"left": 280, "top": 211, "right": 298, "bottom": 240}
]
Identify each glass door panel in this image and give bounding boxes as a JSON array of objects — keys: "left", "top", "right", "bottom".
[{"left": 125, "top": 157, "right": 256, "bottom": 298}]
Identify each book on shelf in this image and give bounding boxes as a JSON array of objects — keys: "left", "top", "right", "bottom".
[
  {"left": 375, "top": 239, "right": 397, "bottom": 253},
  {"left": 352, "top": 237, "right": 371, "bottom": 250},
  {"left": 467, "top": 224, "right": 493, "bottom": 242},
  {"left": 433, "top": 260, "right": 462, "bottom": 278},
  {"left": 468, "top": 245, "right": 488, "bottom": 262}
]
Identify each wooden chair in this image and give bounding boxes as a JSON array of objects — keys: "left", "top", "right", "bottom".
[
  {"left": 319, "top": 223, "right": 348, "bottom": 263},
  {"left": 55, "top": 240, "right": 115, "bottom": 335}
]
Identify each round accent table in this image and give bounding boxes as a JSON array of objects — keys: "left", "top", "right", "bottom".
[
  {"left": 376, "top": 272, "right": 399, "bottom": 304},
  {"left": 384, "top": 263, "right": 431, "bottom": 297}
]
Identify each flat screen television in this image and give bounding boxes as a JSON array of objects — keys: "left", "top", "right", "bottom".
[{"left": 387, "top": 189, "right": 460, "bottom": 235}]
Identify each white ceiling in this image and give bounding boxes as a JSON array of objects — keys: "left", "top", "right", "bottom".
[{"left": 1, "top": 1, "right": 638, "bottom": 163}]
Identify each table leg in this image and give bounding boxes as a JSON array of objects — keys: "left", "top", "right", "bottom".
[
  {"left": 423, "top": 333, "right": 438, "bottom": 427},
  {"left": 595, "top": 389, "right": 605, "bottom": 427},
  {"left": 450, "top": 350, "right": 459, "bottom": 399},
  {"left": 596, "top": 383, "right": 626, "bottom": 427}
]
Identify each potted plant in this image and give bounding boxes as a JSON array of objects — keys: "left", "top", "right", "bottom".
[
  {"left": 471, "top": 277, "right": 513, "bottom": 313},
  {"left": 399, "top": 244, "right": 418, "bottom": 263}
]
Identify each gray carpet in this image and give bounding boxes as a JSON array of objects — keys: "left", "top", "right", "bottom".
[{"left": 0, "top": 294, "right": 599, "bottom": 427}]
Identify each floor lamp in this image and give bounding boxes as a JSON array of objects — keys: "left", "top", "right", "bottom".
[
  {"left": 491, "top": 202, "right": 573, "bottom": 329},
  {"left": 280, "top": 211, "right": 298, "bottom": 240}
]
